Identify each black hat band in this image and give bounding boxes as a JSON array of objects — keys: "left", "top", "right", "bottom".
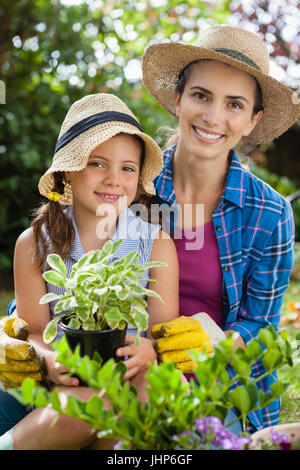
[{"left": 55, "top": 111, "right": 144, "bottom": 153}]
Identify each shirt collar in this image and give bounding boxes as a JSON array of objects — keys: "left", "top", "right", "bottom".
[
  {"left": 223, "top": 150, "right": 247, "bottom": 209},
  {"left": 154, "top": 145, "right": 247, "bottom": 209}
]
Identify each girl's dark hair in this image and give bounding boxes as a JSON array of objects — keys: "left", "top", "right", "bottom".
[
  {"left": 175, "top": 59, "right": 264, "bottom": 115},
  {"left": 31, "top": 134, "right": 151, "bottom": 266},
  {"left": 31, "top": 172, "right": 74, "bottom": 267}
]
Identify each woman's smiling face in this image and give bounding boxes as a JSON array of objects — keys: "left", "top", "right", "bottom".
[{"left": 174, "top": 60, "right": 263, "bottom": 162}]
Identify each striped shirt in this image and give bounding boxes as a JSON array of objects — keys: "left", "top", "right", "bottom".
[
  {"left": 43, "top": 206, "right": 160, "bottom": 338},
  {"left": 154, "top": 144, "right": 295, "bottom": 431}
]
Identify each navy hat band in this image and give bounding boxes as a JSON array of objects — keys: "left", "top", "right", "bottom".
[{"left": 55, "top": 111, "right": 144, "bottom": 153}]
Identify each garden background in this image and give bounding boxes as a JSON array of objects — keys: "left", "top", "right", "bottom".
[{"left": 0, "top": 0, "right": 299, "bottom": 424}]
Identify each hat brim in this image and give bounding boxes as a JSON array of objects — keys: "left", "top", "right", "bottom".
[
  {"left": 39, "top": 121, "right": 163, "bottom": 204},
  {"left": 142, "top": 43, "right": 300, "bottom": 144}
]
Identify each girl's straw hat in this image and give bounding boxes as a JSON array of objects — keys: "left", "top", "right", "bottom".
[
  {"left": 142, "top": 25, "right": 300, "bottom": 144},
  {"left": 38, "top": 93, "right": 163, "bottom": 204}
]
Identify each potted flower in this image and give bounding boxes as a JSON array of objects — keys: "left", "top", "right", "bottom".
[{"left": 40, "top": 239, "right": 166, "bottom": 363}]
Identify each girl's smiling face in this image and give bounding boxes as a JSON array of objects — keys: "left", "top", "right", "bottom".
[
  {"left": 174, "top": 60, "right": 263, "bottom": 162},
  {"left": 67, "top": 133, "right": 142, "bottom": 216}
]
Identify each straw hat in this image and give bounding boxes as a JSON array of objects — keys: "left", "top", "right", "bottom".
[
  {"left": 142, "top": 25, "right": 300, "bottom": 144},
  {"left": 38, "top": 93, "right": 163, "bottom": 204}
]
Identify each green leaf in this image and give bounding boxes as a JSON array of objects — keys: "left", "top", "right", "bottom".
[
  {"left": 39, "top": 292, "right": 62, "bottom": 304},
  {"left": 35, "top": 387, "right": 49, "bottom": 408},
  {"left": 72, "top": 251, "right": 96, "bottom": 273},
  {"left": 258, "top": 328, "right": 276, "bottom": 348},
  {"left": 129, "top": 284, "right": 163, "bottom": 302},
  {"left": 245, "top": 339, "right": 263, "bottom": 361},
  {"left": 86, "top": 394, "right": 104, "bottom": 417},
  {"left": 50, "top": 387, "right": 62, "bottom": 412},
  {"left": 43, "top": 316, "right": 61, "bottom": 343},
  {"left": 94, "top": 287, "right": 108, "bottom": 296},
  {"left": 46, "top": 254, "right": 67, "bottom": 276},
  {"left": 68, "top": 317, "right": 81, "bottom": 330},
  {"left": 229, "top": 384, "right": 258, "bottom": 416},
  {"left": 261, "top": 348, "right": 282, "bottom": 371},
  {"left": 270, "top": 381, "right": 288, "bottom": 399},
  {"left": 232, "top": 358, "right": 251, "bottom": 379},
  {"left": 66, "top": 396, "right": 86, "bottom": 419},
  {"left": 21, "top": 377, "right": 36, "bottom": 403},
  {"left": 104, "top": 307, "right": 127, "bottom": 329},
  {"left": 42, "top": 270, "right": 66, "bottom": 288},
  {"left": 143, "top": 261, "right": 167, "bottom": 269},
  {"left": 54, "top": 297, "right": 77, "bottom": 313},
  {"left": 130, "top": 306, "right": 148, "bottom": 331}
]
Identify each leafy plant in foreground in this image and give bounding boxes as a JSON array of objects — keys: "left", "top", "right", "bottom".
[{"left": 10, "top": 326, "right": 298, "bottom": 450}]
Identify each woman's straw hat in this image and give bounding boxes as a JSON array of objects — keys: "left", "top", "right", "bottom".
[
  {"left": 142, "top": 25, "right": 300, "bottom": 144},
  {"left": 38, "top": 93, "right": 163, "bottom": 204}
]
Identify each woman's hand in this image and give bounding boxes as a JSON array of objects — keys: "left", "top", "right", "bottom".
[
  {"left": 116, "top": 335, "right": 158, "bottom": 381},
  {"left": 44, "top": 350, "right": 79, "bottom": 386}
]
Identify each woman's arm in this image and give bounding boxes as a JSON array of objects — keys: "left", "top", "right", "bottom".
[{"left": 13, "top": 228, "right": 78, "bottom": 386}]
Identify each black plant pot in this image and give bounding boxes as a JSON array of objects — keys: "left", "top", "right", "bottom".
[{"left": 59, "top": 317, "right": 127, "bottom": 364}]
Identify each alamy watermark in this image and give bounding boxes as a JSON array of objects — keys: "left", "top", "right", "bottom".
[
  {"left": 95, "top": 197, "right": 205, "bottom": 251},
  {"left": 0, "top": 80, "right": 6, "bottom": 104}
]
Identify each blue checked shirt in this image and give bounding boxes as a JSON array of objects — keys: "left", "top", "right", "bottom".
[{"left": 154, "top": 145, "right": 295, "bottom": 431}]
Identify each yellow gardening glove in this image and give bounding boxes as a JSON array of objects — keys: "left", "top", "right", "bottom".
[
  {"left": 151, "top": 313, "right": 225, "bottom": 374},
  {"left": 0, "top": 315, "right": 46, "bottom": 390}
]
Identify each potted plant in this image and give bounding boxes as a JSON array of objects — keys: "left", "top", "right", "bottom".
[
  {"left": 40, "top": 239, "right": 166, "bottom": 363},
  {"left": 11, "top": 325, "right": 297, "bottom": 450}
]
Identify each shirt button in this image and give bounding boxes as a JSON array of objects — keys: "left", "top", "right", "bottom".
[
  {"left": 216, "top": 225, "right": 222, "bottom": 231},
  {"left": 224, "top": 266, "right": 230, "bottom": 272}
]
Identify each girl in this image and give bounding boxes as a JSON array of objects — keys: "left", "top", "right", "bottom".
[
  {"left": 142, "top": 25, "right": 299, "bottom": 433},
  {"left": 0, "top": 93, "right": 179, "bottom": 449}
]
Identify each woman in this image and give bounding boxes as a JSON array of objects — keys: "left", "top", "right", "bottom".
[{"left": 141, "top": 25, "right": 299, "bottom": 432}]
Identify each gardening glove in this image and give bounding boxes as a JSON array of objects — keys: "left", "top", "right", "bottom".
[
  {"left": 0, "top": 314, "right": 46, "bottom": 390},
  {"left": 151, "top": 313, "right": 225, "bottom": 374}
]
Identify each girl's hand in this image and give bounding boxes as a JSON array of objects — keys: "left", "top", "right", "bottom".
[
  {"left": 45, "top": 350, "right": 79, "bottom": 386},
  {"left": 116, "top": 335, "right": 158, "bottom": 381}
]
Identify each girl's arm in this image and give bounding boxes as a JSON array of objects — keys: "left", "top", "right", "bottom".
[
  {"left": 13, "top": 228, "right": 78, "bottom": 386},
  {"left": 116, "top": 230, "right": 179, "bottom": 379}
]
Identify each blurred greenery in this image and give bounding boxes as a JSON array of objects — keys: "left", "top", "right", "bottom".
[
  {"left": 249, "top": 161, "right": 300, "bottom": 242},
  {"left": 0, "top": 0, "right": 231, "bottom": 281}
]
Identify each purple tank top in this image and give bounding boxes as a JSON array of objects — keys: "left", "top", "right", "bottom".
[{"left": 174, "top": 220, "right": 224, "bottom": 328}]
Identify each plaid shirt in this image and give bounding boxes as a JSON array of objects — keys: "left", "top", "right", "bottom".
[{"left": 154, "top": 145, "right": 295, "bottom": 431}]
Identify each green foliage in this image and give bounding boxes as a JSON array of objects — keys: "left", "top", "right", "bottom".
[
  {"left": 249, "top": 161, "right": 297, "bottom": 198},
  {"left": 40, "top": 239, "right": 166, "bottom": 343},
  {"left": 0, "top": 0, "right": 232, "bottom": 278},
  {"left": 10, "top": 325, "right": 298, "bottom": 450}
]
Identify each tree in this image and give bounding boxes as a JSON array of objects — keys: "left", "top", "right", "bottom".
[{"left": 0, "top": 0, "right": 231, "bottom": 282}]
